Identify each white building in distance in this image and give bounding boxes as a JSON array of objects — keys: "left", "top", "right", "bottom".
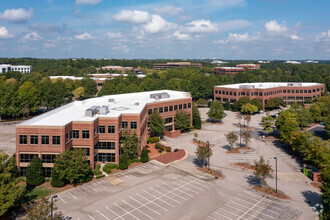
[{"left": 0, "top": 64, "right": 32, "bottom": 74}]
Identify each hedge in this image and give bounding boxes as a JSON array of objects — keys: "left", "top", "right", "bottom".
[
  {"left": 96, "top": 174, "right": 105, "bottom": 179},
  {"left": 155, "top": 143, "right": 171, "bottom": 152},
  {"left": 149, "top": 137, "right": 160, "bottom": 143}
]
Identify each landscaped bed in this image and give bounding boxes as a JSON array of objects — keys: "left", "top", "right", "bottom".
[
  {"left": 227, "top": 148, "right": 241, "bottom": 153},
  {"left": 153, "top": 149, "right": 186, "bottom": 164},
  {"left": 234, "top": 162, "right": 255, "bottom": 171},
  {"left": 197, "top": 167, "right": 224, "bottom": 179},
  {"left": 253, "top": 186, "right": 289, "bottom": 199}
]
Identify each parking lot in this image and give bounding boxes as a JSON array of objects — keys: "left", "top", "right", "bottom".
[{"left": 0, "top": 123, "right": 17, "bottom": 155}]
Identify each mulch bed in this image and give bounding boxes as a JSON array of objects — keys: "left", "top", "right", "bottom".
[
  {"left": 197, "top": 167, "right": 224, "bottom": 179},
  {"left": 234, "top": 162, "right": 255, "bottom": 171},
  {"left": 146, "top": 144, "right": 160, "bottom": 158},
  {"left": 253, "top": 186, "right": 289, "bottom": 199},
  {"left": 227, "top": 148, "right": 241, "bottom": 153},
  {"left": 153, "top": 149, "right": 186, "bottom": 164}
]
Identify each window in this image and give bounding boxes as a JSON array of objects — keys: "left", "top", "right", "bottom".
[
  {"left": 183, "top": 104, "right": 187, "bottom": 109},
  {"left": 98, "top": 126, "right": 105, "bottom": 133},
  {"left": 234, "top": 92, "right": 237, "bottom": 96},
  {"left": 313, "top": 89, "right": 316, "bottom": 92},
  {"left": 41, "top": 136, "right": 49, "bottom": 145},
  {"left": 95, "top": 142, "right": 115, "bottom": 149},
  {"left": 230, "top": 92, "right": 232, "bottom": 96},
  {"left": 97, "top": 83, "right": 103, "bottom": 87},
  {"left": 226, "top": 91, "right": 228, "bottom": 95},
  {"left": 165, "top": 125, "right": 173, "bottom": 131},
  {"left": 42, "top": 167, "right": 52, "bottom": 177},
  {"left": 300, "top": 90, "right": 303, "bottom": 93},
  {"left": 215, "top": 90, "right": 218, "bottom": 94},
  {"left": 94, "top": 153, "right": 115, "bottom": 162},
  {"left": 82, "top": 130, "right": 90, "bottom": 139},
  {"left": 121, "top": 121, "right": 128, "bottom": 129},
  {"left": 287, "top": 90, "right": 290, "bottom": 93},
  {"left": 241, "top": 92, "right": 245, "bottom": 96},
  {"left": 19, "top": 167, "right": 27, "bottom": 176},
  {"left": 291, "top": 90, "right": 294, "bottom": 93},
  {"left": 308, "top": 90, "right": 311, "bottom": 93},
  {"left": 283, "top": 90, "right": 286, "bottom": 93},
  {"left": 65, "top": 133, "right": 69, "bottom": 143},
  {"left": 165, "top": 117, "right": 173, "bottom": 124},
  {"left": 20, "top": 154, "right": 38, "bottom": 163},
  {"left": 70, "top": 130, "right": 79, "bottom": 139},
  {"left": 108, "top": 126, "right": 115, "bottom": 133},
  {"left": 52, "top": 136, "right": 60, "bottom": 145},
  {"left": 154, "top": 108, "right": 158, "bottom": 112},
  {"left": 148, "top": 109, "right": 152, "bottom": 115},
  {"left": 169, "top": 106, "right": 173, "bottom": 111},
  {"left": 188, "top": 103, "right": 191, "bottom": 108},
  {"left": 42, "top": 154, "right": 56, "bottom": 163},
  {"left": 222, "top": 91, "right": 225, "bottom": 95},
  {"left": 30, "top": 135, "right": 38, "bottom": 145},
  {"left": 296, "top": 90, "right": 299, "bottom": 93},
  {"left": 159, "top": 107, "right": 163, "bottom": 113},
  {"left": 317, "top": 88, "right": 320, "bottom": 91},
  {"left": 174, "top": 105, "right": 178, "bottom": 110},
  {"left": 179, "top": 104, "right": 182, "bottom": 109},
  {"left": 259, "top": 92, "right": 262, "bottom": 96},
  {"left": 19, "top": 135, "right": 27, "bottom": 144},
  {"left": 130, "top": 122, "right": 137, "bottom": 129},
  {"left": 165, "top": 106, "right": 168, "bottom": 112},
  {"left": 246, "top": 92, "right": 250, "bottom": 96},
  {"left": 304, "top": 90, "right": 307, "bottom": 93}
]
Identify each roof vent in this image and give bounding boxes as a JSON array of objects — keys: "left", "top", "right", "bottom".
[
  {"left": 239, "top": 85, "right": 255, "bottom": 89},
  {"left": 150, "top": 92, "right": 170, "bottom": 100},
  {"left": 135, "top": 102, "right": 139, "bottom": 106},
  {"left": 85, "top": 106, "right": 99, "bottom": 117},
  {"left": 98, "top": 106, "right": 109, "bottom": 115},
  {"left": 287, "top": 83, "right": 302, "bottom": 87},
  {"left": 108, "top": 98, "right": 115, "bottom": 102}
]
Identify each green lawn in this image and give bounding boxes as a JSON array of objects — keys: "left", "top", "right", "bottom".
[{"left": 26, "top": 186, "right": 55, "bottom": 200}]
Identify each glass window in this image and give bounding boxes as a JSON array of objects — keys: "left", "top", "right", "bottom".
[
  {"left": 121, "top": 121, "right": 128, "bottom": 129},
  {"left": 153, "top": 108, "right": 158, "bottom": 112},
  {"left": 98, "top": 126, "right": 105, "bottom": 133},
  {"left": 42, "top": 154, "right": 56, "bottom": 163},
  {"left": 313, "top": 89, "right": 316, "bottom": 92},
  {"left": 300, "top": 90, "right": 303, "bottom": 93},
  {"left": 42, "top": 167, "right": 52, "bottom": 177},
  {"left": 226, "top": 91, "right": 228, "bottom": 95},
  {"left": 164, "top": 106, "right": 168, "bottom": 112},
  {"left": 70, "top": 130, "right": 79, "bottom": 139},
  {"left": 65, "top": 133, "right": 69, "bottom": 143},
  {"left": 215, "top": 90, "right": 218, "bottom": 94},
  {"left": 130, "top": 122, "right": 137, "bottom": 129},
  {"left": 230, "top": 92, "right": 232, "bottom": 96},
  {"left": 94, "top": 153, "right": 115, "bottom": 162},
  {"left": 95, "top": 142, "right": 116, "bottom": 149},
  {"left": 82, "top": 130, "right": 90, "bottom": 139},
  {"left": 19, "top": 167, "right": 27, "bottom": 176},
  {"left": 308, "top": 90, "right": 311, "bottom": 93},
  {"left": 52, "top": 136, "right": 60, "bottom": 145},
  {"left": 108, "top": 126, "right": 115, "bottom": 133},
  {"left": 165, "top": 125, "right": 173, "bottom": 131},
  {"left": 179, "top": 104, "right": 182, "bottom": 109},
  {"left": 148, "top": 109, "right": 152, "bottom": 115},
  {"left": 20, "top": 154, "right": 38, "bottom": 162},
  {"left": 296, "top": 90, "right": 299, "bottom": 93},
  {"left": 169, "top": 106, "right": 173, "bottom": 111},
  {"left": 30, "top": 135, "right": 38, "bottom": 145},
  {"left": 19, "top": 135, "right": 27, "bottom": 144},
  {"left": 159, "top": 107, "right": 163, "bottom": 113},
  {"left": 188, "top": 103, "right": 191, "bottom": 108},
  {"left": 174, "top": 105, "right": 178, "bottom": 110},
  {"left": 283, "top": 90, "right": 286, "bottom": 93},
  {"left": 184, "top": 104, "right": 187, "bottom": 109},
  {"left": 41, "top": 136, "right": 49, "bottom": 145},
  {"left": 165, "top": 117, "right": 173, "bottom": 124}
]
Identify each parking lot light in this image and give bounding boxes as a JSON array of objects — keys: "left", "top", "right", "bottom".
[
  {"left": 51, "top": 195, "right": 58, "bottom": 220},
  {"left": 207, "top": 141, "right": 210, "bottom": 170},
  {"left": 273, "top": 157, "right": 277, "bottom": 193}
]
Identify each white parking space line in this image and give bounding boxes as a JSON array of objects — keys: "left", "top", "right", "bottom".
[
  {"left": 155, "top": 184, "right": 188, "bottom": 201},
  {"left": 97, "top": 210, "right": 110, "bottom": 220},
  {"left": 174, "top": 178, "right": 204, "bottom": 191},
  {"left": 87, "top": 214, "right": 95, "bottom": 220},
  {"left": 122, "top": 199, "right": 153, "bottom": 220},
  {"left": 105, "top": 206, "right": 124, "bottom": 220},
  {"left": 134, "top": 167, "right": 147, "bottom": 174},
  {"left": 216, "top": 207, "right": 242, "bottom": 218},
  {"left": 136, "top": 193, "right": 168, "bottom": 212},
  {"left": 213, "top": 211, "right": 235, "bottom": 220},
  {"left": 114, "top": 203, "right": 139, "bottom": 220},
  {"left": 160, "top": 181, "right": 193, "bottom": 197},
  {"left": 233, "top": 197, "right": 275, "bottom": 219},
  {"left": 170, "top": 181, "right": 198, "bottom": 195},
  {"left": 238, "top": 194, "right": 280, "bottom": 215},
  {"left": 95, "top": 181, "right": 106, "bottom": 188},
  {"left": 179, "top": 176, "right": 210, "bottom": 189},
  {"left": 77, "top": 187, "right": 88, "bottom": 196},
  {"left": 86, "top": 184, "right": 97, "bottom": 192},
  {"left": 57, "top": 195, "right": 67, "bottom": 204},
  {"left": 68, "top": 191, "right": 78, "bottom": 200},
  {"left": 143, "top": 190, "right": 176, "bottom": 207},
  {"left": 243, "top": 191, "right": 287, "bottom": 209},
  {"left": 226, "top": 201, "right": 263, "bottom": 220},
  {"left": 237, "top": 195, "right": 267, "bottom": 220},
  {"left": 129, "top": 196, "right": 162, "bottom": 215},
  {"left": 149, "top": 187, "right": 182, "bottom": 204},
  {"left": 207, "top": 215, "right": 218, "bottom": 220}
]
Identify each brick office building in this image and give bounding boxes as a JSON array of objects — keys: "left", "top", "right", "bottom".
[
  {"left": 16, "top": 90, "right": 192, "bottom": 176},
  {"left": 214, "top": 83, "right": 325, "bottom": 109},
  {"left": 236, "top": 64, "right": 260, "bottom": 70},
  {"left": 153, "top": 62, "right": 203, "bottom": 69},
  {"left": 213, "top": 67, "right": 245, "bottom": 75}
]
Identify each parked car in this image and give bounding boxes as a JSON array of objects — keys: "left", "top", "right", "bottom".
[{"left": 259, "top": 110, "right": 265, "bottom": 114}]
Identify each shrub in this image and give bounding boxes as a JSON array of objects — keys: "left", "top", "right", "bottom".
[
  {"left": 140, "top": 148, "right": 149, "bottom": 163},
  {"left": 51, "top": 168, "right": 66, "bottom": 187},
  {"left": 165, "top": 146, "right": 172, "bottom": 152},
  {"left": 119, "top": 154, "right": 128, "bottom": 170},
  {"left": 96, "top": 174, "right": 105, "bottom": 179},
  {"left": 95, "top": 164, "right": 101, "bottom": 170},
  {"left": 93, "top": 169, "right": 102, "bottom": 176},
  {"left": 149, "top": 137, "right": 160, "bottom": 143},
  {"left": 155, "top": 143, "right": 165, "bottom": 151},
  {"left": 45, "top": 178, "right": 51, "bottom": 182},
  {"left": 103, "top": 163, "right": 115, "bottom": 174},
  {"left": 26, "top": 156, "right": 44, "bottom": 186}
]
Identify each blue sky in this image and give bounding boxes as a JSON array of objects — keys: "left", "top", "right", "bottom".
[{"left": 0, "top": 0, "right": 329, "bottom": 59}]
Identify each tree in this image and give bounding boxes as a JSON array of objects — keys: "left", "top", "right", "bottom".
[
  {"left": 0, "top": 151, "right": 26, "bottom": 216},
  {"left": 207, "top": 101, "right": 225, "bottom": 121},
  {"left": 18, "top": 81, "right": 40, "bottom": 118},
  {"left": 251, "top": 157, "right": 273, "bottom": 186},
  {"left": 251, "top": 98, "right": 263, "bottom": 110},
  {"left": 53, "top": 149, "right": 93, "bottom": 185},
  {"left": 241, "top": 103, "right": 258, "bottom": 114},
  {"left": 244, "top": 114, "right": 251, "bottom": 127},
  {"left": 120, "top": 130, "right": 140, "bottom": 159},
  {"left": 241, "top": 129, "right": 252, "bottom": 147},
  {"left": 23, "top": 197, "right": 63, "bottom": 220},
  {"left": 320, "top": 168, "right": 330, "bottom": 220},
  {"left": 26, "top": 156, "right": 44, "bottom": 186},
  {"left": 165, "top": 78, "right": 181, "bottom": 91},
  {"left": 275, "top": 110, "right": 299, "bottom": 143},
  {"left": 195, "top": 98, "right": 207, "bottom": 107},
  {"left": 232, "top": 102, "right": 238, "bottom": 112},
  {"left": 174, "top": 110, "right": 191, "bottom": 132},
  {"left": 296, "top": 107, "right": 314, "bottom": 127},
  {"left": 225, "top": 131, "right": 238, "bottom": 149},
  {"left": 195, "top": 144, "right": 213, "bottom": 168},
  {"left": 266, "top": 98, "right": 283, "bottom": 110},
  {"left": 148, "top": 111, "right": 164, "bottom": 137},
  {"left": 140, "top": 148, "right": 149, "bottom": 163},
  {"left": 236, "top": 112, "right": 242, "bottom": 125},
  {"left": 192, "top": 104, "right": 202, "bottom": 129},
  {"left": 262, "top": 115, "right": 275, "bottom": 133},
  {"left": 238, "top": 97, "right": 250, "bottom": 107},
  {"left": 81, "top": 77, "right": 97, "bottom": 97},
  {"left": 51, "top": 167, "right": 66, "bottom": 187},
  {"left": 72, "top": 86, "right": 85, "bottom": 98},
  {"left": 119, "top": 153, "right": 128, "bottom": 170},
  {"left": 224, "top": 101, "right": 230, "bottom": 110}
]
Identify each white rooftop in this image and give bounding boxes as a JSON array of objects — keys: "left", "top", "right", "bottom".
[
  {"left": 215, "top": 82, "right": 323, "bottom": 89},
  {"left": 214, "top": 67, "right": 244, "bottom": 69},
  {"left": 19, "top": 90, "right": 191, "bottom": 126}
]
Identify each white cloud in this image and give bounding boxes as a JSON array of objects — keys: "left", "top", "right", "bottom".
[
  {"left": 228, "top": 32, "right": 251, "bottom": 42},
  {"left": 43, "top": 42, "right": 56, "bottom": 48},
  {"left": 113, "top": 10, "right": 150, "bottom": 24},
  {"left": 218, "top": 19, "right": 252, "bottom": 32},
  {"left": 184, "top": 20, "right": 219, "bottom": 33},
  {"left": 74, "top": 33, "right": 93, "bottom": 40},
  {"left": 316, "top": 30, "right": 330, "bottom": 42},
  {"left": 265, "top": 20, "right": 288, "bottom": 33},
  {"left": 0, "top": 8, "right": 34, "bottom": 23},
  {"left": 0, "top": 26, "right": 13, "bottom": 39},
  {"left": 210, "top": 0, "right": 247, "bottom": 8},
  {"left": 290, "top": 34, "right": 300, "bottom": 40},
  {"left": 22, "top": 32, "right": 42, "bottom": 41},
  {"left": 151, "top": 5, "right": 183, "bottom": 16},
  {"left": 142, "top": 15, "right": 178, "bottom": 34},
  {"left": 76, "top": 0, "right": 102, "bottom": 5},
  {"left": 173, "top": 30, "right": 191, "bottom": 40},
  {"left": 112, "top": 44, "right": 130, "bottom": 53},
  {"left": 105, "top": 32, "right": 123, "bottom": 39}
]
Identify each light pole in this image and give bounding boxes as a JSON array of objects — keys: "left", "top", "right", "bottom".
[
  {"left": 51, "top": 195, "right": 58, "bottom": 220},
  {"left": 273, "top": 157, "right": 277, "bottom": 193},
  {"left": 207, "top": 141, "right": 210, "bottom": 170},
  {"left": 239, "top": 122, "right": 242, "bottom": 147}
]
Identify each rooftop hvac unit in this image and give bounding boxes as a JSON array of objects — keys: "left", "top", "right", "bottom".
[
  {"left": 135, "top": 102, "right": 139, "bottom": 106},
  {"left": 239, "top": 85, "right": 255, "bottom": 89},
  {"left": 108, "top": 98, "right": 115, "bottom": 102},
  {"left": 150, "top": 92, "right": 170, "bottom": 100},
  {"left": 85, "top": 106, "right": 99, "bottom": 117},
  {"left": 98, "top": 106, "right": 109, "bottom": 115},
  {"left": 287, "top": 83, "right": 302, "bottom": 87}
]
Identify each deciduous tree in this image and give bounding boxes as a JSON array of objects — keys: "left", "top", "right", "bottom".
[
  {"left": 251, "top": 157, "right": 273, "bottom": 186},
  {"left": 175, "top": 110, "right": 191, "bottom": 132},
  {"left": 207, "top": 101, "right": 225, "bottom": 121},
  {"left": 225, "top": 131, "right": 238, "bottom": 149},
  {"left": 148, "top": 111, "right": 164, "bottom": 137},
  {"left": 192, "top": 104, "right": 202, "bottom": 129},
  {"left": 241, "top": 103, "right": 258, "bottom": 114},
  {"left": 120, "top": 130, "right": 140, "bottom": 159},
  {"left": 195, "top": 144, "right": 213, "bottom": 168},
  {"left": 275, "top": 110, "right": 299, "bottom": 143},
  {"left": 241, "top": 129, "right": 252, "bottom": 147}
]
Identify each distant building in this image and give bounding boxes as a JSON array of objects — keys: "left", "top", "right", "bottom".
[
  {"left": 285, "top": 61, "right": 301, "bottom": 64},
  {"left": 0, "top": 64, "right": 32, "bottom": 74},
  {"left": 236, "top": 64, "right": 260, "bottom": 70},
  {"left": 96, "top": 66, "right": 142, "bottom": 74},
  {"left": 211, "top": 60, "right": 228, "bottom": 64},
  {"left": 153, "top": 62, "right": 203, "bottom": 69},
  {"left": 213, "top": 67, "right": 245, "bottom": 75},
  {"left": 214, "top": 82, "right": 325, "bottom": 110},
  {"left": 306, "top": 60, "right": 319, "bottom": 64}
]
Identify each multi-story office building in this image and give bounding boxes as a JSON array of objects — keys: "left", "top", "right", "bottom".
[
  {"left": 95, "top": 66, "right": 142, "bottom": 74},
  {"left": 0, "top": 64, "right": 32, "bottom": 74},
  {"left": 213, "top": 67, "right": 245, "bottom": 75},
  {"left": 236, "top": 64, "right": 260, "bottom": 70},
  {"left": 214, "top": 83, "right": 325, "bottom": 109},
  {"left": 16, "top": 90, "right": 192, "bottom": 176},
  {"left": 153, "top": 62, "right": 203, "bottom": 69}
]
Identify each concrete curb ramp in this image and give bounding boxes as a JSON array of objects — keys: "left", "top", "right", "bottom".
[{"left": 106, "top": 176, "right": 123, "bottom": 185}]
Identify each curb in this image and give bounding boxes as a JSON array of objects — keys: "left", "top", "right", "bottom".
[
  {"left": 234, "top": 164, "right": 256, "bottom": 172},
  {"left": 309, "top": 182, "right": 321, "bottom": 190}
]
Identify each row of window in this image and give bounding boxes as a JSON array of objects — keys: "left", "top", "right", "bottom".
[
  {"left": 94, "top": 153, "right": 115, "bottom": 162},
  {"left": 94, "top": 142, "right": 116, "bottom": 149},
  {"left": 148, "top": 103, "right": 191, "bottom": 115},
  {"left": 19, "top": 154, "right": 57, "bottom": 163},
  {"left": 20, "top": 167, "right": 52, "bottom": 177},
  {"left": 19, "top": 135, "right": 60, "bottom": 145}
]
